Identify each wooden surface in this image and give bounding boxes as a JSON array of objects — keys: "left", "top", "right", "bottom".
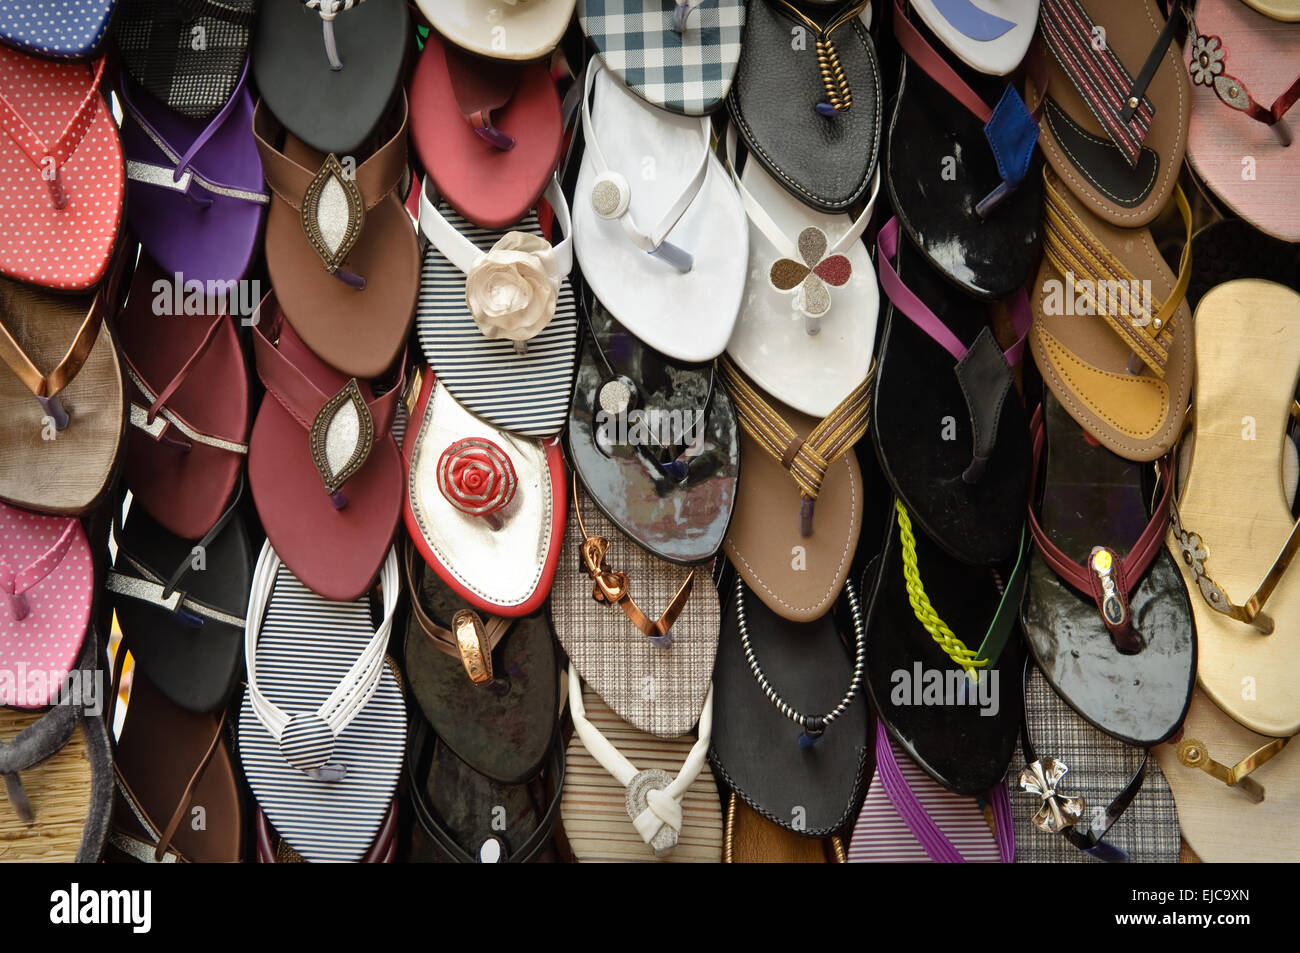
[{"left": 0, "top": 708, "right": 90, "bottom": 862}]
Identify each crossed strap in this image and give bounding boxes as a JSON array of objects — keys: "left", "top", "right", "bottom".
[
  {"left": 572, "top": 480, "right": 694, "bottom": 647},
  {"left": 719, "top": 355, "right": 871, "bottom": 537},
  {"left": 1039, "top": 0, "right": 1183, "bottom": 167},
  {"left": 1026, "top": 405, "right": 1173, "bottom": 653},
  {"left": 1042, "top": 170, "right": 1192, "bottom": 378},
  {"left": 0, "top": 519, "right": 78, "bottom": 623},
  {"left": 567, "top": 665, "right": 713, "bottom": 857},
  {"left": 0, "top": 56, "right": 107, "bottom": 208}
]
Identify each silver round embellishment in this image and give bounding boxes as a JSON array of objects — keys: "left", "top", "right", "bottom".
[
  {"left": 625, "top": 768, "right": 678, "bottom": 858},
  {"left": 479, "top": 837, "right": 502, "bottom": 863},
  {"left": 591, "top": 171, "right": 630, "bottom": 220},
  {"left": 598, "top": 378, "right": 633, "bottom": 415}
]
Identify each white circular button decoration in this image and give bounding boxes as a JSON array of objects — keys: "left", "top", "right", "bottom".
[
  {"left": 591, "top": 171, "right": 630, "bottom": 220},
  {"left": 479, "top": 837, "right": 503, "bottom": 863}
]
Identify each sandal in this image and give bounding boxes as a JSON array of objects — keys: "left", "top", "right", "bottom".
[
  {"left": 409, "top": 30, "right": 564, "bottom": 229},
  {"left": 258, "top": 799, "right": 398, "bottom": 861},
  {"left": 905, "top": 0, "right": 1038, "bottom": 76},
  {"left": 1183, "top": 0, "right": 1300, "bottom": 242},
  {"left": 403, "top": 367, "right": 565, "bottom": 617},
  {"left": 567, "top": 290, "right": 739, "bottom": 564},
  {"left": 562, "top": 670, "right": 722, "bottom": 862},
  {"left": 1026, "top": 0, "right": 1189, "bottom": 227},
  {"left": 421, "top": 0, "right": 575, "bottom": 61},
  {"left": 726, "top": 0, "right": 882, "bottom": 212},
  {"left": 720, "top": 356, "right": 866, "bottom": 621},
  {"left": 416, "top": 174, "right": 577, "bottom": 438},
  {"left": 1186, "top": 219, "right": 1300, "bottom": 310},
  {"left": 873, "top": 216, "right": 1031, "bottom": 566},
  {"left": 1029, "top": 166, "right": 1193, "bottom": 460},
  {"left": 1022, "top": 395, "right": 1194, "bottom": 745},
  {"left": 237, "top": 540, "right": 407, "bottom": 863},
  {"left": 0, "top": 0, "right": 116, "bottom": 59},
  {"left": 551, "top": 482, "right": 719, "bottom": 738},
  {"left": 573, "top": 58, "right": 747, "bottom": 363},
  {"left": 578, "top": 0, "right": 745, "bottom": 115},
  {"left": 254, "top": 94, "right": 418, "bottom": 380},
  {"left": 117, "top": 253, "right": 252, "bottom": 540},
  {"left": 723, "top": 794, "right": 846, "bottom": 862},
  {"left": 1166, "top": 278, "right": 1300, "bottom": 737},
  {"left": 0, "top": 49, "right": 124, "bottom": 290},
  {"left": 252, "top": 0, "right": 411, "bottom": 155},
  {"left": 1242, "top": 0, "right": 1300, "bottom": 19}
]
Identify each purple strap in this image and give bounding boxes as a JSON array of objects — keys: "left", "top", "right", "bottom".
[
  {"left": 877, "top": 216, "right": 1032, "bottom": 367},
  {"left": 874, "top": 722, "right": 1016, "bottom": 862}
]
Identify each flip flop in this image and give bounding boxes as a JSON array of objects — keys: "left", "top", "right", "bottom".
[
  {"left": 1242, "top": 0, "right": 1300, "bottom": 20},
  {"left": 117, "top": 254, "right": 251, "bottom": 540},
  {"left": 106, "top": 665, "right": 243, "bottom": 862},
  {"left": 864, "top": 499, "right": 1027, "bottom": 794},
  {"left": 722, "top": 125, "right": 880, "bottom": 416},
  {"left": 888, "top": 0, "right": 1045, "bottom": 299},
  {"left": 905, "top": 0, "right": 1038, "bottom": 76},
  {"left": 0, "top": 49, "right": 124, "bottom": 290},
  {"left": 409, "top": 30, "right": 563, "bottom": 229},
  {"left": 710, "top": 575, "right": 872, "bottom": 838},
  {"left": 1025, "top": 0, "right": 1189, "bottom": 227},
  {"left": 0, "top": 634, "right": 112, "bottom": 862},
  {"left": 119, "top": 65, "right": 269, "bottom": 287},
  {"left": 1029, "top": 166, "right": 1193, "bottom": 461},
  {"left": 253, "top": 95, "right": 418, "bottom": 380},
  {"left": 578, "top": 0, "right": 745, "bottom": 115},
  {"left": 1166, "top": 279, "right": 1300, "bottom": 738},
  {"left": 401, "top": 539, "right": 558, "bottom": 784},
  {"left": 0, "top": 0, "right": 116, "bottom": 59},
  {"left": 873, "top": 217, "right": 1031, "bottom": 566},
  {"left": 258, "top": 799, "right": 399, "bottom": 861},
  {"left": 404, "top": 368, "right": 565, "bottom": 618},
  {"left": 238, "top": 541, "right": 406, "bottom": 863},
  {"left": 0, "top": 504, "right": 92, "bottom": 708},
  {"left": 562, "top": 673, "right": 722, "bottom": 862},
  {"left": 720, "top": 357, "right": 865, "bottom": 622},
  {"left": 0, "top": 264, "right": 128, "bottom": 516},
  {"left": 723, "top": 793, "right": 846, "bottom": 862},
  {"left": 1155, "top": 689, "right": 1298, "bottom": 862},
  {"left": 1183, "top": 0, "right": 1300, "bottom": 243},
  {"left": 1022, "top": 396, "right": 1194, "bottom": 746},
  {"left": 567, "top": 289, "right": 739, "bottom": 565},
  {"left": 420, "top": 0, "right": 575, "bottom": 61},
  {"left": 573, "top": 59, "right": 747, "bottom": 363},
  {"left": 416, "top": 174, "right": 577, "bottom": 438},
  {"left": 848, "top": 723, "right": 1015, "bottom": 862},
  {"left": 1009, "top": 660, "right": 1181, "bottom": 862},
  {"left": 252, "top": 0, "right": 411, "bottom": 155},
  {"left": 408, "top": 724, "right": 564, "bottom": 863},
  {"left": 1186, "top": 219, "right": 1300, "bottom": 311},
  {"left": 727, "top": 0, "right": 881, "bottom": 212},
  {"left": 552, "top": 482, "right": 719, "bottom": 738},
  {"left": 107, "top": 490, "right": 251, "bottom": 715},
  {"left": 113, "top": 0, "right": 257, "bottom": 120},
  {"left": 249, "top": 293, "right": 406, "bottom": 602}
]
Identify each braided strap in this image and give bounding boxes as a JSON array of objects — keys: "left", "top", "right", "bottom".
[
  {"left": 771, "top": 0, "right": 869, "bottom": 115},
  {"left": 895, "top": 501, "right": 985, "bottom": 674},
  {"left": 719, "top": 356, "right": 871, "bottom": 536}
]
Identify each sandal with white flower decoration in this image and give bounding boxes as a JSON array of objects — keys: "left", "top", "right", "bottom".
[
  {"left": 572, "top": 57, "right": 747, "bottom": 363},
  {"left": 722, "top": 122, "right": 881, "bottom": 419},
  {"left": 416, "top": 174, "right": 578, "bottom": 439}
]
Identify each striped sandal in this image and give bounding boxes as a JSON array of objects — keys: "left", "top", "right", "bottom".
[
  {"left": 1026, "top": 0, "right": 1189, "bottom": 227},
  {"left": 1029, "top": 166, "right": 1193, "bottom": 461},
  {"left": 561, "top": 669, "right": 721, "bottom": 862},
  {"left": 720, "top": 356, "right": 868, "bottom": 622},
  {"left": 237, "top": 541, "right": 406, "bottom": 863},
  {"left": 415, "top": 174, "right": 578, "bottom": 439},
  {"left": 257, "top": 799, "right": 398, "bottom": 862}
]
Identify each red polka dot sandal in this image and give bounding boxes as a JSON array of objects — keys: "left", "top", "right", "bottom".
[{"left": 0, "top": 47, "right": 124, "bottom": 290}]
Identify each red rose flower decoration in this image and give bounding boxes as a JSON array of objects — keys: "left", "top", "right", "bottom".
[{"left": 437, "top": 438, "right": 518, "bottom": 530}]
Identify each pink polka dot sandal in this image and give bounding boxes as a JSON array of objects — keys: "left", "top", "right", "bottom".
[{"left": 0, "top": 47, "right": 124, "bottom": 290}]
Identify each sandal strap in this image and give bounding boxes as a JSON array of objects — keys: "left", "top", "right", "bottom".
[
  {"left": 769, "top": 0, "right": 870, "bottom": 112},
  {"left": 1039, "top": 0, "right": 1168, "bottom": 166},
  {"left": 1041, "top": 171, "right": 1191, "bottom": 378},
  {"left": 107, "top": 558, "right": 247, "bottom": 628},
  {"left": 0, "top": 518, "right": 79, "bottom": 605},
  {"left": 0, "top": 56, "right": 108, "bottom": 192},
  {"left": 444, "top": 43, "right": 522, "bottom": 150},
  {"left": 719, "top": 355, "right": 871, "bottom": 513},
  {"left": 567, "top": 664, "right": 712, "bottom": 852},
  {"left": 1026, "top": 404, "right": 1174, "bottom": 649},
  {"left": 874, "top": 721, "right": 1015, "bottom": 862},
  {"left": 1173, "top": 734, "right": 1290, "bottom": 802}
]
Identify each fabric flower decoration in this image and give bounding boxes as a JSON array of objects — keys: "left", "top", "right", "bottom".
[
  {"left": 768, "top": 226, "right": 852, "bottom": 319},
  {"left": 1188, "top": 34, "right": 1225, "bottom": 86},
  {"left": 464, "top": 232, "right": 560, "bottom": 349},
  {"left": 437, "top": 438, "right": 518, "bottom": 530}
]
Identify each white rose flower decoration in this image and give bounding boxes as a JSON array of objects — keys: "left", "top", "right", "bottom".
[{"left": 464, "top": 232, "right": 561, "bottom": 347}]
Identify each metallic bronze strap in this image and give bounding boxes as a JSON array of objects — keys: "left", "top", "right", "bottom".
[{"left": 1176, "top": 735, "right": 1289, "bottom": 803}]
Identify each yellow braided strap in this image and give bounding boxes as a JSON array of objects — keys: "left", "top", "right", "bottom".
[
  {"left": 719, "top": 356, "right": 872, "bottom": 502},
  {"left": 895, "top": 500, "right": 986, "bottom": 674}
]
